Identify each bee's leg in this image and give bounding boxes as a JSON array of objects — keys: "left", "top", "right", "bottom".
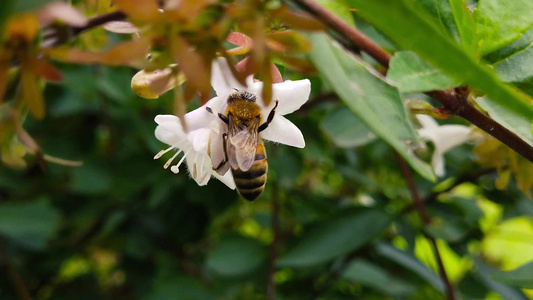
[
  {"left": 213, "top": 133, "right": 229, "bottom": 171},
  {"left": 258, "top": 100, "right": 279, "bottom": 132},
  {"left": 218, "top": 113, "right": 229, "bottom": 125}
]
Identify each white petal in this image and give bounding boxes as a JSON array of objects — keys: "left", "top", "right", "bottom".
[
  {"left": 211, "top": 57, "right": 247, "bottom": 97},
  {"left": 431, "top": 150, "right": 446, "bottom": 177},
  {"left": 183, "top": 104, "right": 216, "bottom": 132},
  {"left": 154, "top": 115, "right": 185, "bottom": 146},
  {"left": 261, "top": 115, "right": 305, "bottom": 148},
  {"left": 213, "top": 170, "right": 236, "bottom": 190},
  {"left": 188, "top": 128, "right": 210, "bottom": 153},
  {"left": 185, "top": 153, "right": 212, "bottom": 186},
  {"left": 419, "top": 125, "right": 472, "bottom": 153},
  {"left": 416, "top": 114, "right": 439, "bottom": 129},
  {"left": 271, "top": 79, "right": 311, "bottom": 115}
]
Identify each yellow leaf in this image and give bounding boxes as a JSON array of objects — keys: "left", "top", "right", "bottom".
[
  {"left": 20, "top": 68, "right": 44, "bottom": 119},
  {"left": 172, "top": 36, "right": 211, "bottom": 98},
  {"left": 5, "top": 14, "right": 39, "bottom": 42},
  {"left": 113, "top": 0, "right": 161, "bottom": 23}
]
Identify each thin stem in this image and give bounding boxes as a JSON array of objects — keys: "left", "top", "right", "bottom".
[
  {"left": 0, "top": 240, "right": 33, "bottom": 300},
  {"left": 267, "top": 184, "right": 280, "bottom": 300},
  {"left": 290, "top": 0, "right": 533, "bottom": 164},
  {"left": 396, "top": 153, "right": 456, "bottom": 300}
]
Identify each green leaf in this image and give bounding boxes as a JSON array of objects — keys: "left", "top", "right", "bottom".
[
  {"left": 473, "top": 258, "right": 529, "bottom": 300},
  {"left": 449, "top": 0, "right": 478, "bottom": 55},
  {"left": 343, "top": 0, "right": 533, "bottom": 123},
  {"left": 477, "top": 97, "right": 533, "bottom": 146},
  {"left": 375, "top": 242, "right": 445, "bottom": 293},
  {"left": 387, "top": 51, "right": 459, "bottom": 93},
  {"left": 343, "top": 259, "right": 414, "bottom": 296},
  {"left": 314, "top": 0, "right": 355, "bottom": 27},
  {"left": 320, "top": 107, "right": 376, "bottom": 148},
  {"left": 485, "top": 26, "right": 533, "bottom": 63},
  {"left": 278, "top": 208, "right": 391, "bottom": 267},
  {"left": 0, "top": 199, "right": 61, "bottom": 250},
  {"left": 492, "top": 261, "right": 533, "bottom": 289},
  {"left": 474, "top": 0, "right": 533, "bottom": 55},
  {"left": 307, "top": 33, "right": 435, "bottom": 181},
  {"left": 495, "top": 46, "right": 533, "bottom": 83},
  {"left": 206, "top": 234, "right": 266, "bottom": 277},
  {"left": 413, "top": 0, "right": 460, "bottom": 41},
  {"left": 70, "top": 166, "right": 112, "bottom": 195}
]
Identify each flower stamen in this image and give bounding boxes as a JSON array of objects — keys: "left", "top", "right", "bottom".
[
  {"left": 170, "top": 148, "right": 190, "bottom": 174},
  {"left": 164, "top": 149, "right": 182, "bottom": 169},
  {"left": 154, "top": 145, "right": 175, "bottom": 159}
]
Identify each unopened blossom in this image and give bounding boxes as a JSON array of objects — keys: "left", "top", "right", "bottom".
[{"left": 417, "top": 114, "right": 480, "bottom": 177}]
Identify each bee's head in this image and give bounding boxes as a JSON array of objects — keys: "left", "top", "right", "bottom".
[{"left": 228, "top": 90, "right": 256, "bottom": 104}]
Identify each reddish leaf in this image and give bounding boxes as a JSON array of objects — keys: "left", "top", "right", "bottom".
[
  {"left": 20, "top": 68, "right": 45, "bottom": 119},
  {"left": 38, "top": 2, "right": 88, "bottom": 26},
  {"left": 113, "top": 0, "right": 160, "bottom": 23},
  {"left": 32, "top": 58, "right": 63, "bottom": 82},
  {"left": 103, "top": 36, "right": 152, "bottom": 65},
  {"left": 223, "top": 54, "right": 247, "bottom": 86},
  {"left": 0, "top": 61, "right": 8, "bottom": 103},
  {"left": 271, "top": 62, "right": 283, "bottom": 83},
  {"left": 46, "top": 36, "right": 151, "bottom": 67},
  {"left": 172, "top": 36, "right": 211, "bottom": 98},
  {"left": 164, "top": 0, "right": 212, "bottom": 20},
  {"left": 226, "top": 32, "right": 254, "bottom": 55}
]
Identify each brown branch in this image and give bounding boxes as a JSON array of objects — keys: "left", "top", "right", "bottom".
[
  {"left": 267, "top": 183, "right": 280, "bottom": 300},
  {"left": 290, "top": 0, "right": 533, "bottom": 164},
  {"left": 396, "top": 153, "right": 456, "bottom": 300},
  {"left": 42, "top": 10, "right": 127, "bottom": 47}
]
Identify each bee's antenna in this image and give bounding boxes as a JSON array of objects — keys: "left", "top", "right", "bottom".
[{"left": 233, "top": 88, "right": 239, "bottom": 91}]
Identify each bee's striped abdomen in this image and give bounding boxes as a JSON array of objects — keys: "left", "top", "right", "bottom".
[{"left": 233, "top": 143, "right": 267, "bottom": 201}]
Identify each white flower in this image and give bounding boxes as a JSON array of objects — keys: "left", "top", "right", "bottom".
[
  {"left": 207, "top": 58, "right": 311, "bottom": 170},
  {"left": 153, "top": 57, "right": 311, "bottom": 189},
  {"left": 416, "top": 114, "right": 479, "bottom": 177},
  {"left": 154, "top": 105, "right": 235, "bottom": 189}
]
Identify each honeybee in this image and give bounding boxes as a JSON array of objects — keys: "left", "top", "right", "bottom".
[{"left": 207, "top": 91, "right": 278, "bottom": 201}]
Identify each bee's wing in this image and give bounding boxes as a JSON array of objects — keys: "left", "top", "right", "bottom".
[{"left": 228, "top": 116, "right": 259, "bottom": 172}]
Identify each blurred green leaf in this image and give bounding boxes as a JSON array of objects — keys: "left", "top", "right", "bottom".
[
  {"left": 70, "top": 166, "right": 112, "bottom": 195},
  {"left": 307, "top": 33, "right": 435, "bottom": 181},
  {"left": 473, "top": 0, "right": 533, "bottom": 55},
  {"left": 278, "top": 208, "right": 391, "bottom": 267},
  {"left": 344, "top": 0, "right": 533, "bottom": 122},
  {"left": 477, "top": 97, "right": 533, "bottom": 146},
  {"left": 343, "top": 259, "right": 414, "bottom": 296},
  {"left": 14, "top": 0, "right": 53, "bottom": 12},
  {"left": 492, "top": 261, "right": 533, "bottom": 289},
  {"left": 449, "top": 0, "right": 478, "bottom": 55},
  {"left": 142, "top": 276, "right": 216, "bottom": 300},
  {"left": 320, "top": 106, "right": 375, "bottom": 148},
  {"left": 473, "top": 258, "right": 529, "bottom": 300},
  {"left": 315, "top": 0, "right": 355, "bottom": 27},
  {"left": 426, "top": 221, "right": 470, "bottom": 242},
  {"left": 206, "top": 234, "right": 266, "bottom": 277},
  {"left": 376, "top": 242, "right": 445, "bottom": 293},
  {"left": 0, "top": 199, "right": 60, "bottom": 250},
  {"left": 387, "top": 51, "right": 459, "bottom": 93}
]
